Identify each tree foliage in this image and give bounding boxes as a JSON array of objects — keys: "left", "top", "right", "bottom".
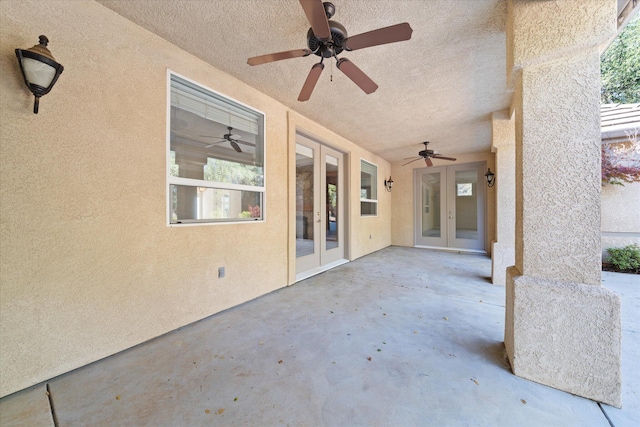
[
  {"left": 204, "top": 158, "right": 263, "bottom": 186},
  {"left": 601, "top": 15, "right": 640, "bottom": 104}
]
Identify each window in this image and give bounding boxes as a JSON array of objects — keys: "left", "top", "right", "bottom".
[
  {"left": 360, "top": 159, "right": 377, "bottom": 216},
  {"left": 168, "top": 73, "right": 265, "bottom": 224},
  {"left": 457, "top": 183, "right": 473, "bottom": 197}
]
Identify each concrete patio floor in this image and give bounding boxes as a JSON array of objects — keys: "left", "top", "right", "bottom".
[{"left": 1, "top": 246, "right": 638, "bottom": 426}]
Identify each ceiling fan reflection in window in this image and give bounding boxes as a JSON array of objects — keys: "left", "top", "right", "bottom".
[
  {"left": 247, "top": 0, "right": 413, "bottom": 101},
  {"left": 200, "top": 126, "right": 254, "bottom": 153}
]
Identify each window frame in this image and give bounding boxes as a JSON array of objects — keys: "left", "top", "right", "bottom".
[
  {"left": 360, "top": 159, "right": 378, "bottom": 216},
  {"left": 166, "top": 70, "right": 266, "bottom": 226}
]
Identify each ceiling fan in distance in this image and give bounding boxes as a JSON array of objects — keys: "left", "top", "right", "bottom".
[
  {"left": 201, "top": 126, "right": 251, "bottom": 153},
  {"left": 247, "top": 0, "right": 413, "bottom": 101},
  {"left": 402, "top": 141, "right": 457, "bottom": 167}
]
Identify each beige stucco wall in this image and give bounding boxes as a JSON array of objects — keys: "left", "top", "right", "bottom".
[
  {"left": 507, "top": 0, "right": 615, "bottom": 78},
  {"left": 490, "top": 110, "right": 516, "bottom": 285},
  {"left": 601, "top": 182, "right": 640, "bottom": 260},
  {"left": 516, "top": 52, "right": 604, "bottom": 286},
  {"left": 0, "top": 0, "right": 390, "bottom": 398},
  {"left": 390, "top": 152, "right": 496, "bottom": 253}
]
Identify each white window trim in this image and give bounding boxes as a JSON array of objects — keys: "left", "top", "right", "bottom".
[
  {"left": 170, "top": 176, "right": 265, "bottom": 194},
  {"left": 166, "top": 70, "right": 267, "bottom": 226},
  {"left": 360, "top": 158, "right": 378, "bottom": 217}
]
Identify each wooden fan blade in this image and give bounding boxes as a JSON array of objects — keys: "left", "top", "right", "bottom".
[
  {"left": 336, "top": 58, "right": 378, "bottom": 94},
  {"left": 425, "top": 157, "right": 433, "bottom": 167},
  {"left": 230, "top": 141, "right": 242, "bottom": 153},
  {"left": 344, "top": 23, "right": 413, "bottom": 51},
  {"left": 248, "top": 49, "right": 312, "bottom": 66},
  {"left": 432, "top": 155, "right": 457, "bottom": 161},
  {"left": 298, "top": 63, "right": 324, "bottom": 101},
  {"left": 299, "top": 0, "right": 331, "bottom": 40},
  {"left": 402, "top": 157, "right": 424, "bottom": 166}
]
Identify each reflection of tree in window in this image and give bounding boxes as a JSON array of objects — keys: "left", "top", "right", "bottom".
[
  {"left": 204, "top": 158, "right": 263, "bottom": 186},
  {"left": 457, "top": 183, "right": 473, "bottom": 196},
  {"left": 171, "top": 185, "right": 178, "bottom": 221},
  {"left": 169, "top": 151, "right": 179, "bottom": 177},
  {"left": 328, "top": 184, "right": 337, "bottom": 214}
]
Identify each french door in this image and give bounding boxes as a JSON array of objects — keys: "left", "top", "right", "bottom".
[
  {"left": 414, "top": 163, "right": 486, "bottom": 252},
  {"left": 295, "top": 134, "right": 345, "bottom": 278}
]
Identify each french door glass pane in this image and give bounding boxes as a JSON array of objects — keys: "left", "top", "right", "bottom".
[
  {"left": 421, "top": 173, "right": 441, "bottom": 237},
  {"left": 326, "top": 154, "right": 339, "bottom": 251},
  {"left": 296, "top": 145, "right": 315, "bottom": 258},
  {"left": 455, "top": 169, "right": 478, "bottom": 239}
]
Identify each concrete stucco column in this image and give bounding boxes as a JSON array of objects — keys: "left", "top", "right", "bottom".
[
  {"left": 490, "top": 110, "right": 515, "bottom": 286},
  {"left": 505, "top": 0, "right": 621, "bottom": 407}
]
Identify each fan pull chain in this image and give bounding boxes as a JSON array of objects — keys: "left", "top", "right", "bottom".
[{"left": 330, "top": 60, "right": 333, "bottom": 82}]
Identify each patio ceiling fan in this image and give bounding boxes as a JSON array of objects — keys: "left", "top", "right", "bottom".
[
  {"left": 201, "top": 127, "right": 252, "bottom": 153},
  {"left": 247, "top": 0, "right": 413, "bottom": 101},
  {"left": 402, "top": 141, "right": 456, "bottom": 167}
]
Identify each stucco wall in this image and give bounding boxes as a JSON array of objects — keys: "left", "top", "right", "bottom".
[
  {"left": 0, "top": 0, "right": 390, "bottom": 397},
  {"left": 601, "top": 182, "right": 640, "bottom": 260},
  {"left": 517, "top": 52, "right": 603, "bottom": 286},
  {"left": 490, "top": 109, "right": 516, "bottom": 285},
  {"left": 390, "top": 152, "right": 495, "bottom": 252}
]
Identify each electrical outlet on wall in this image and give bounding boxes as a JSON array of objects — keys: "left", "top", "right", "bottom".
[{"left": 218, "top": 267, "right": 225, "bottom": 278}]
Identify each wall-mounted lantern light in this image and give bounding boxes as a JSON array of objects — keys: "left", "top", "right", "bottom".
[
  {"left": 384, "top": 176, "right": 394, "bottom": 192},
  {"left": 485, "top": 168, "right": 496, "bottom": 187},
  {"left": 15, "top": 35, "right": 64, "bottom": 114}
]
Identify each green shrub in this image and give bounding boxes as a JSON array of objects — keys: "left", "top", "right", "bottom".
[{"left": 606, "top": 244, "right": 640, "bottom": 273}]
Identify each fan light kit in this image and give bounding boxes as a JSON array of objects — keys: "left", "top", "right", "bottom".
[
  {"left": 402, "top": 142, "right": 457, "bottom": 167},
  {"left": 248, "top": 0, "right": 413, "bottom": 101}
]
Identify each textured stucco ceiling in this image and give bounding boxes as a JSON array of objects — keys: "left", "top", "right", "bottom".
[{"left": 96, "top": 0, "right": 512, "bottom": 162}]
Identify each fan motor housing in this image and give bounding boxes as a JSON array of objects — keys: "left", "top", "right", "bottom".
[{"left": 307, "top": 21, "right": 347, "bottom": 58}]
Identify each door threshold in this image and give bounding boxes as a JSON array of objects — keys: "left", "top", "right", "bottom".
[
  {"left": 295, "top": 259, "right": 350, "bottom": 282},
  {"left": 414, "top": 245, "right": 487, "bottom": 255}
]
